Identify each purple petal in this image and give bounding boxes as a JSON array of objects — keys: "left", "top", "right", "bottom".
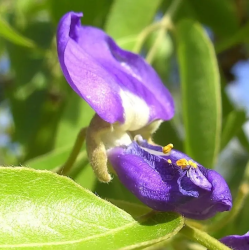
[
  {"left": 174, "top": 169, "right": 232, "bottom": 219},
  {"left": 108, "top": 146, "right": 184, "bottom": 212},
  {"left": 108, "top": 141, "right": 232, "bottom": 219},
  {"left": 206, "top": 170, "right": 233, "bottom": 212},
  {"left": 188, "top": 167, "right": 212, "bottom": 191},
  {"left": 177, "top": 171, "right": 199, "bottom": 197},
  {"left": 57, "top": 12, "right": 174, "bottom": 125},
  {"left": 220, "top": 232, "right": 249, "bottom": 250}
]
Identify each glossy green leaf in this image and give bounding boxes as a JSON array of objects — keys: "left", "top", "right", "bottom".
[
  {"left": 105, "top": 0, "right": 162, "bottom": 44},
  {"left": 0, "top": 18, "right": 36, "bottom": 48},
  {"left": 108, "top": 199, "right": 151, "bottom": 218},
  {"left": 0, "top": 167, "right": 183, "bottom": 249},
  {"left": 72, "top": 162, "right": 97, "bottom": 191},
  {"left": 221, "top": 110, "right": 247, "bottom": 150},
  {"left": 176, "top": 20, "right": 221, "bottom": 168}
]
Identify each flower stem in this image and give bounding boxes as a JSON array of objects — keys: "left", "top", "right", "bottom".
[
  {"left": 180, "top": 223, "right": 231, "bottom": 250},
  {"left": 133, "top": 22, "right": 163, "bottom": 53},
  {"left": 57, "top": 127, "right": 87, "bottom": 175},
  {"left": 133, "top": 0, "right": 182, "bottom": 55},
  {"left": 145, "top": 26, "right": 166, "bottom": 64},
  {"left": 145, "top": 0, "right": 182, "bottom": 64}
]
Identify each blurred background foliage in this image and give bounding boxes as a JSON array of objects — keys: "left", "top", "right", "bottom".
[{"left": 0, "top": 0, "right": 248, "bottom": 245}]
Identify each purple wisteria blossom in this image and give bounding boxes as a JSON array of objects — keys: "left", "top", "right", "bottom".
[
  {"left": 220, "top": 232, "right": 249, "bottom": 250},
  {"left": 57, "top": 12, "right": 232, "bottom": 220}
]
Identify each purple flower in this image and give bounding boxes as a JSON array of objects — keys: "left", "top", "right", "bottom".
[
  {"left": 220, "top": 232, "right": 249, "bottom": 250},
  {"left": 57, "top": 12, "right": 232, "bottom": 219},
  {"left": 108, "top": 136, "right": 232, "bottom": 220},
  {"left": 57, "top": 11, "right": 174, "bottom": 182},
  {"left": 57, "top": 12, "right": 174, "bottom": 126}
]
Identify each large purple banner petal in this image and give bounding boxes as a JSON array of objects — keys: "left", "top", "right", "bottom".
[{"left": 57, "top": 12, "right": 174, "bottom": 126}]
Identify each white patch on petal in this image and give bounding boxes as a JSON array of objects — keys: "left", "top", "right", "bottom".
[
  {"left": 140, "top": 147, "right": 167, "bottom": 157},
  {"left": 119, "top": 90, "right": 150, "bottom": 131},
  {"left": 101, "top": 128, "right": 132, "bottom": 149}
]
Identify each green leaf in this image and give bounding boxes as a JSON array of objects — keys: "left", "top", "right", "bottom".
[
  {"left": 0, "top": 167, "right": 183, "bottom": 249},
  {"left": 55, "top": 90, "right": 94, "bottom": 147},
  {"left": 154, "top": 119, "right": 183, "bottom": 152},
  {"left": 187, "top": 0, "right": 239, "bottom": 36},
  {"left": 24, "top": 145, "right": 85, "bottom": 170},
  {"left": 176, "top": 20, "right": 221, "bottom": 168},
  {"left": 105, "top": 0, "right": 162, "bottom": 46},
  {"left": 94, "top": 175, "right": 141, "bottom": 204},
  {"left": 48, "top": 0, "right": 113, "bottom": 28},
  {"left": 108, "top": 199, "right": 151, "bottom": 218},
  {"left": 221, "top": 110, "right": 247, "bottom": 151},
  {"left": 215, "top": 23, "right": 249, "bottom": 53},
  {"left": 72, "top": 162, "right": 97, "bottom": 191},
  {"left": 237, "top": 129, "right": 249, "bottom": 152},
  {"left": 0, "top": 18, "right": 36, "bottom": 48}
]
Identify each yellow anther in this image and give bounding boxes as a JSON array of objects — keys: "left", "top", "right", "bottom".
[
  {"left": 167, "top": 159, "right": 172, "bottom": 164},
  {"left": 162, "top": 144, "right": 174, "bottom": 154},
  {"left": 176, "top": 158, "right": 189, "bottom": 169},
  {"left": 188, "top": 160, "right": 197, "bottom": 168}
]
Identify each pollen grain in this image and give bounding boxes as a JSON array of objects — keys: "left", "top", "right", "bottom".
[
  {"left": 162, "top": 144, "right": 174, "bottom": 154},
  {"left": 188, "top": 160, "right": 197, "bottom": 168},
  {"left": 176, "top": 158, "right": 189, "bottom": 169}
]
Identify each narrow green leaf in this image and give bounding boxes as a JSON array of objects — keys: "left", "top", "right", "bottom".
[
  {"left": 0, "top": 167, "right": 183, "bottom": 249},
  {"left": 105, "top": 0, "right": 162, "bottom": 42},
  {"left": 0, "top": 18, "right": 36, "bottom": 48},
  {"left": 176, "top": 20, "right": 221, "bottom": 168},
  {"left": 221, "top": 110, "right": 247, "bottom": 150}
]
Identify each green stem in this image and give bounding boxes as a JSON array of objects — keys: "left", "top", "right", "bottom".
[
  {"left": 145, "top": 0, "right": 182, "bottom": 64},
  {"left": 57, "top": 127, "right": 87, "bottom": 176},
  {"left": 133, "top": 22, "right": 163, "bottom": 53},
  {"left": 180, "top": 224, "right": 231, "bottom": 250},
  {"left": 133, "top": 0, "right": 182, "bottom": 55},
  {"left": 166, "top": 0, "right": 182, "bottom": 18},
  {"left": 146, "top": 27, "right": 166, "bottom": 64}
]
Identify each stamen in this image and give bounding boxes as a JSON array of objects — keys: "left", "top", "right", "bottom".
[
  {"left": 162, "top": 144, "right": 174, "bottom": 154},
  {"left": 167, "top": 159, "right": 172, "bottom": 164},
  {"left": 176, "top": 158, "right": 189, "bottom": 169},
  {"left": 188, "top": 160, "right": 197, "bottom": 168}
]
